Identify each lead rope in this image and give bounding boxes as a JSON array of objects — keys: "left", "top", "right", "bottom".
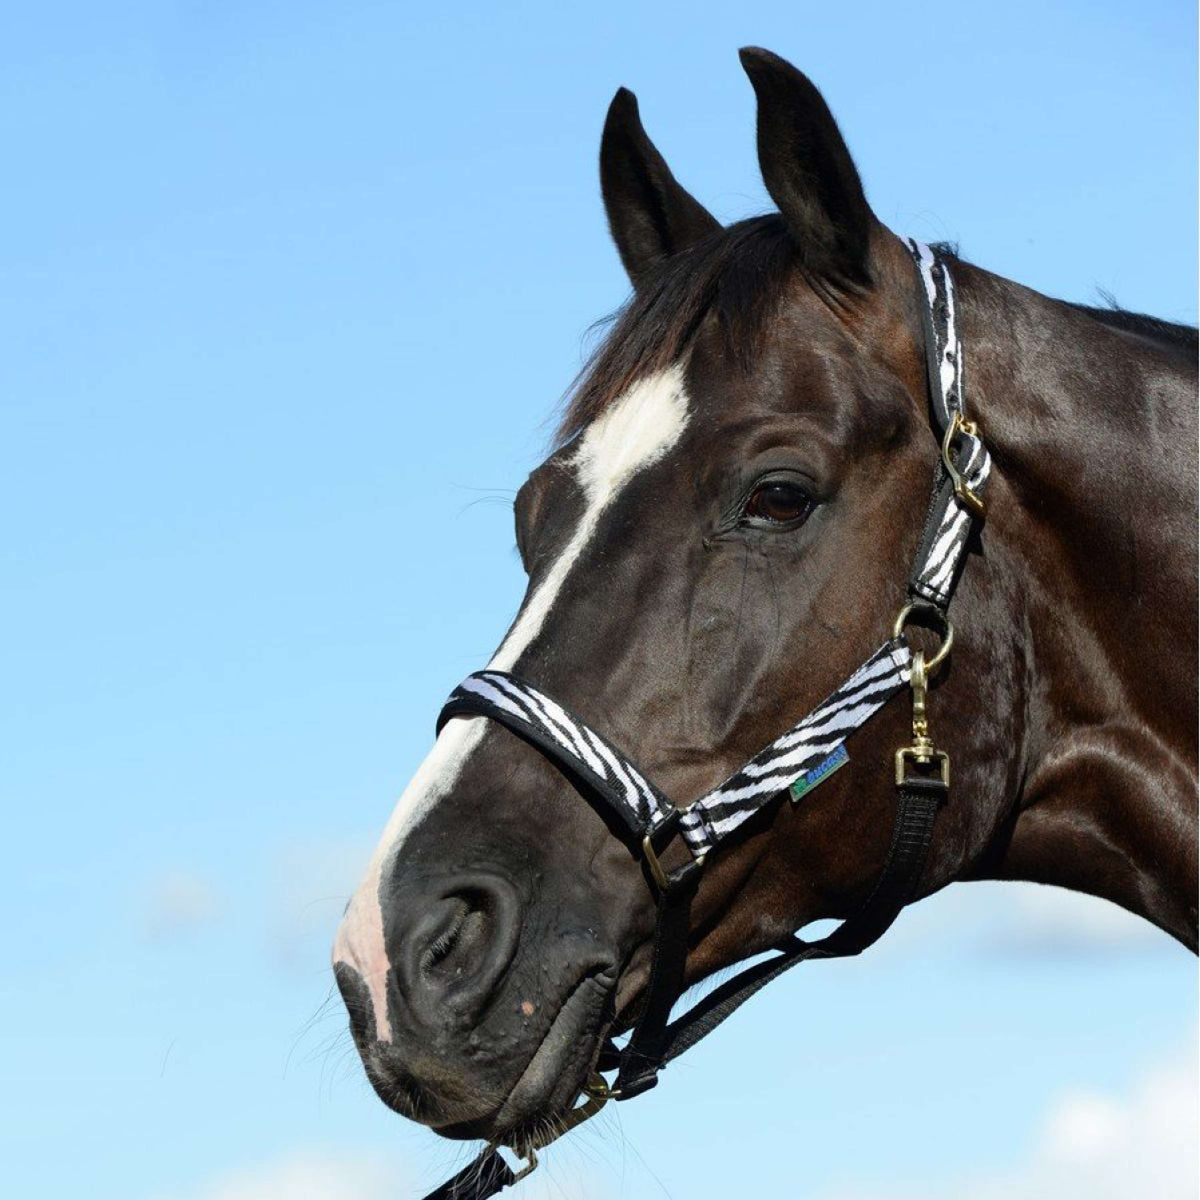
[{"left": 423, "top": 241, "right": 991, "bottom": 1199}]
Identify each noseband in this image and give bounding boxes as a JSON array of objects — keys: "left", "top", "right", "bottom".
[{"left": 426, "top": 241, "right": 992, "bottom": 1199}]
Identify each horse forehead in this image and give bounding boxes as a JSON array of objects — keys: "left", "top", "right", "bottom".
[
  {"left": 684, "top": 319, "right": 911, "bottom": 450},
  {"left": 572, "top": 362, "right": 692, "bottom": 497}
]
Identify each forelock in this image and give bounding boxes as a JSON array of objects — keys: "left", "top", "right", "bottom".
[{"left": 556, "top": 215, "right": 798, "bottom": 445}]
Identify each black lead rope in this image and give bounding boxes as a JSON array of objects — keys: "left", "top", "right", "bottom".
[
  {"left": 601, "top": 769, "right": 947, "bottom": 1097},
  {"left": 423, "top": 1151, "right": 516, "bottom": 1200},
  {"left": 422, "top": 241, "right": 989, "bottom": 1200}
]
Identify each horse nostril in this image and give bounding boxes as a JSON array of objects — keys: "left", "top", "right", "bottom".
[
  {"left": 395, "top": 874, "right": 521, "bottom": 1029},
  {"left": 419, "top": 896, "right": 488, "bottom": 982}
]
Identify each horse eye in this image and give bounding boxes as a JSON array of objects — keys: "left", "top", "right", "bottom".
[{"left": 742, "top": 480, "right": 814, "bottom": 527}]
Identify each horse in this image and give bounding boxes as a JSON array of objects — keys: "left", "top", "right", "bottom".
[{"left": 332, "top": 47, "right": 1198, "bottom": 1198}]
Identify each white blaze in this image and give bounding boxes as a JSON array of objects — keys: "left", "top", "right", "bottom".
[{"left": 333, "top": 365, "right": 691, "bottom": 1039}]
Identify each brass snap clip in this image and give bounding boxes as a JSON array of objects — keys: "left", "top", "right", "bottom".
[
  {"left": 548, "top": 1072, "right": 612, "bottom": 1135},
  {"left": 892, "top": 604, "right": 953, "bottom": 787},
  {"left": 507, "top": 1071, "right": 615, "bottom": 1181},
  {"left": 894, "top": 649, "right": 949, "bottom": 787}
]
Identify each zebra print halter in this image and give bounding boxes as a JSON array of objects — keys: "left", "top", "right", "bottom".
[{"left": 427, "top": 241, "right": 992, "bottom": 1200}]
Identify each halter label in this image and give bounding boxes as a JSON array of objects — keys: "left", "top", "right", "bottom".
[{"left": 788, "top": 743, "right": 849, "bottom": 803}]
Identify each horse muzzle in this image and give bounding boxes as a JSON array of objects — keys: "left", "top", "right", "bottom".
[{"left": 334, "top": 867, "right": 621, "bottom": 1141}]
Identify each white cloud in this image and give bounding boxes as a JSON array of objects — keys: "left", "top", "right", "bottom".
[
  {"left": 160, "top": 1147, "right": 401, "bottom": 1200},
  {"left": 818, "top": 1039, "right": 1199, "bottom": 1200},
  {"left": 143, "top": 869, "right": 224, "bottom": 940},
  {"left": 996, "top": 884, "right": 1167, "bottom": 955},
  {"left": 870, "top": 880, "right": 1174, "bottom": 962},
  {"left": 1006, "top": 1048, "right": 1199, "bottom": 1200}
]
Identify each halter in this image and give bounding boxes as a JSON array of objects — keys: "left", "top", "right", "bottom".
[{"left": 424, "top": 240, "right": 992, "bottom": 1200}]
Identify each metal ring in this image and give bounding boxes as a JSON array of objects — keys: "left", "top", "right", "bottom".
[{"left": 892, "top": 602, "right": 955, "bottom": 675}]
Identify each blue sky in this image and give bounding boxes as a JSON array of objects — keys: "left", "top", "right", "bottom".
[{"left": 3, "top": 3, "right": 1195, "bottom": 1199}]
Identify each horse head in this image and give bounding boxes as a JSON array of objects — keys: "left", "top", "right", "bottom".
[{"left": 331, "top": 47, "right": 1198, "bottom": 1164}]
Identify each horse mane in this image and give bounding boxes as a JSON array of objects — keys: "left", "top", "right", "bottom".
[
  {"left": 1070, "top": 302, "right": 1198, "bottom": 351},
  {"left": 558, "top": 228, "right": 1196, "bottom": 445},
  {"left": 929, "top": 242, "right": 1198, "bottom": 352}
]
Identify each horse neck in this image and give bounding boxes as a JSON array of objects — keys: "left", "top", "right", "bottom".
[{"left": 951, "top": 260, "right": 1198, "bottom": 948}]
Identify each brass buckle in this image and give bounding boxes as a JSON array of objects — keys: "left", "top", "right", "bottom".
[
  {"left": 642, "top": 831, "right": 705, "bottom": 894},
  {"left": 941, "top": 411, "right": 987, "bottom": 519},
  {"left": 641, "top": 833, "right": 670, "bottom": 892},
  {"left": 895, "top": 745, "right": 950, "bottom": 787}
]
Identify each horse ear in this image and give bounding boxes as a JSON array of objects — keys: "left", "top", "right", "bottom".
[
  {"left": 600, "top": 88, "right": 721, "bottom": 289},
  {"left": 739, "top": 48, "right": 876, "bottom": 290}
]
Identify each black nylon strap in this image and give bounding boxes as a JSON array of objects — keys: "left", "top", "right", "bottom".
[
  {"left": 613, "top": 865, "right": 701, "bottom": 1098},
  {"left": 633, "top": 772, "right": 947, "bottom": 1074},
  {"left": 422, "top": 1148, "right": 516, "bottom": 1200}
]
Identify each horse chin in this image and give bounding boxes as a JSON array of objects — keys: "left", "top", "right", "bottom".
[{"left": 433, "top": 966, "right": 617, "bottom": 1144}]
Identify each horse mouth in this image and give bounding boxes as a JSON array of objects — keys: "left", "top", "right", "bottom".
[{"left": 434, "top": 966, "right": 616, "bottom": 1143}]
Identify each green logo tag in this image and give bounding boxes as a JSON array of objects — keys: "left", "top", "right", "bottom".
[{"left": 789, "top": 744, "right": 849, "bottom": 803}]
